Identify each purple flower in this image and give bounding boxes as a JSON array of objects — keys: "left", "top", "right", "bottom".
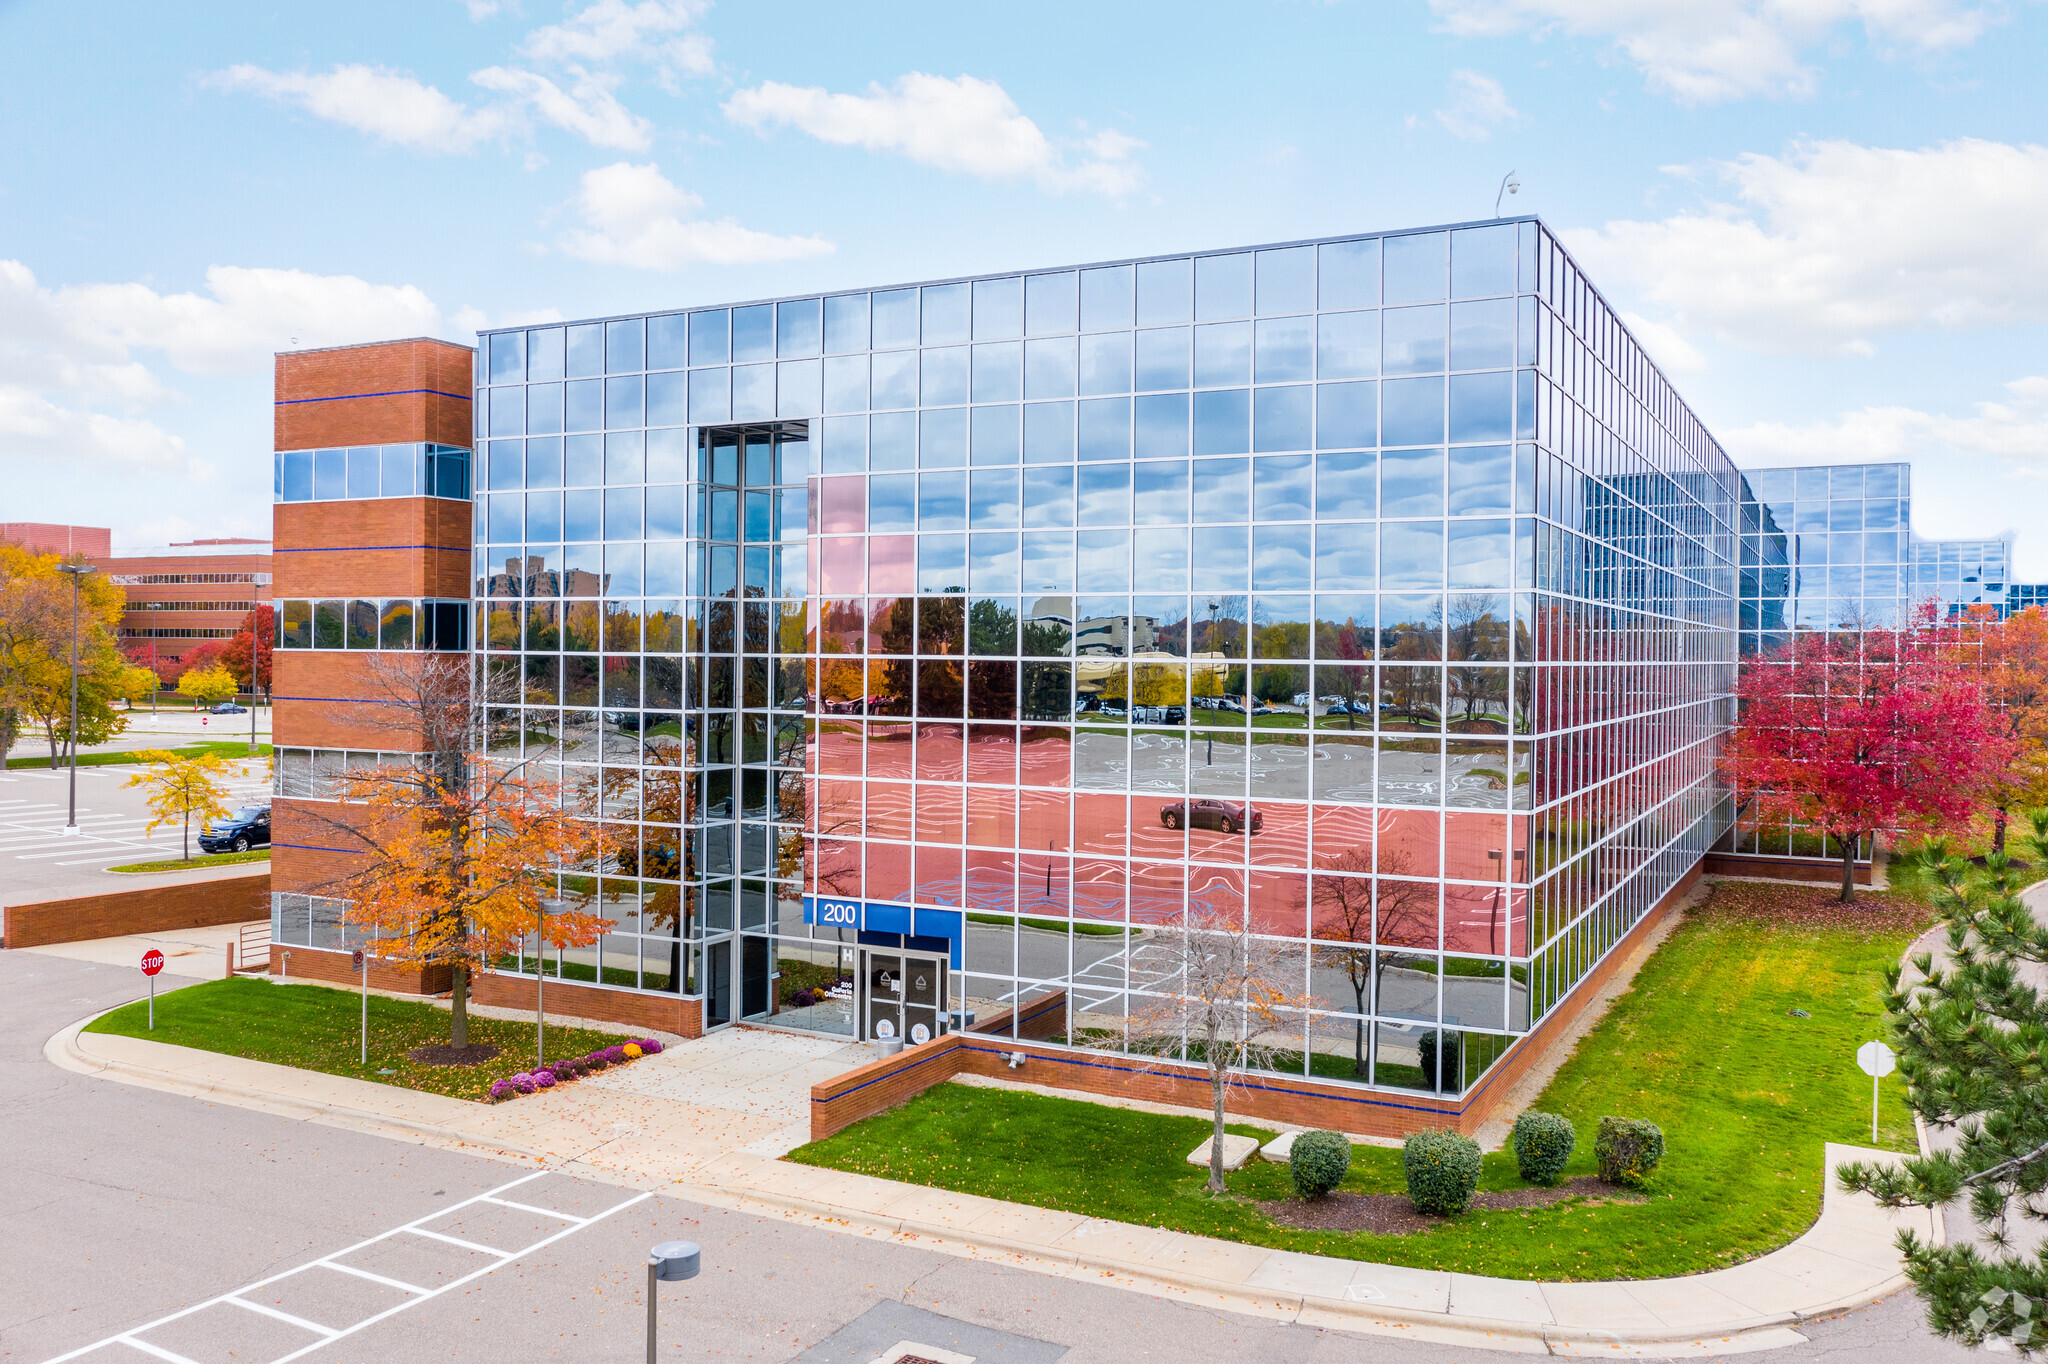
[
  {"left": 534, "top": 1070, "right": 556, "bottom": 1089},
  {"left": 584, "top": 1052, "right": 607, "bottom": 1069},
  {"left": 490, "top": 1079, "right": 515, "bottom": 1101},
  {"left": 604, "top": 1045, "right": 627, "bottom": 1063},
  {"left": 511, "top": 1073, "right": 537, "bottom": 1095},
  {"left": 639, "top": 1038, "right": 664, "bottom": 1054},
  {"left": 551, "top": 1060, "right": 577, "bottom": 1081}
]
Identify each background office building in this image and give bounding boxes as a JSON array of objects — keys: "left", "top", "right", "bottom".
[{"left": 431, "top": 217, "right": 1742, "bottom": 1129}]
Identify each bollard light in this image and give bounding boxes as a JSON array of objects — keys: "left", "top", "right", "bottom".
[{"left": 646, "top": 1240, "right": 700, "bottom": 1361}]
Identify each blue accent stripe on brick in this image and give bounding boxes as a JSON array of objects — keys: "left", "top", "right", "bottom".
[
  {"left": 271, "top": 841, "right": 363, "bottom": 855},
  {"left": 272, "top": 544, "right": 468, "bottom": 553},
  {"left": 275, "top": 388, "right": 471, "bottom": 406}
]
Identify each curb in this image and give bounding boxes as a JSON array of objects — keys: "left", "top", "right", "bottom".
[
  {"left": 49, "top": 1012, "right": 552, "bottom": 1165},
  {"left": 50, "top": 1015, "right": 1923, "bottom": 1356},
  {"left": 686, "top": 1179, "right": 1839, "bottom": 1353}
]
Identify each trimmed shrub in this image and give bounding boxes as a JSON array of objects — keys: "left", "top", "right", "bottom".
[
  {"left": 585, "top": 1052, "right": 608, "bottom": 1070},
  {"left": 638, "top": 1038, "right": 664, "bottom": 1054},
  {"left": 1403, "top": 1129, "right": 1482, "bottom": 1215},
  {"left": 550, "top": 1059, "right": 577, "bottom": 1082},
  {"left": 1288, "top": 1130, "right": 1352, "bottom": 1200},
  {"left": 623, "top": 1043, "right": 643, "bottom": 1060},
  {"left": 534, "top": 1070, "right": 556, "bottom": 1089},
  {"left": 511, "top": 1072, "right": 538, "bottom": 1095},
  {"left": 1595, "top": 1116, "right": 1666, "bottom": 1187},
  {"left": 602, "top": 1045, "right": 626, "bottom": 1064},
  {"left": 1416, "top": 1030, "right": 1464, "bottom": 1092},
  {"left": 1512, "top": 1111, "right": 1576, "bottom": 1186},
  {"left": 489, "top": 1078, "right": 515, "bottom": 1102}
]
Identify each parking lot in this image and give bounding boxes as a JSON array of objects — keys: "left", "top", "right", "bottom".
[{"left": 0, "top": 758, "right": 272, "bottom": 900}]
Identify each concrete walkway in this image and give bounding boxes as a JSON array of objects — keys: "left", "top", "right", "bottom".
[{"left": 49, "top": 1011, "right": 1940, "bottom": 1358}]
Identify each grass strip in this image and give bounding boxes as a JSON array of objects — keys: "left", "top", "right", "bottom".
[
  {"left": 85, "top": 975, "right": 631, "bottom": 1102},
  {"left": 107, "top": 849, "right": 271, "bottom": 873},
  {"left": 7, "top": 741, "right": 272, "bottom": 770},
  {"left": 789, "top": 881, "right": 1931, "bottom": 1280}
]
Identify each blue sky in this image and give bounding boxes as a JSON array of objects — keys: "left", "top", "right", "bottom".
[{"left": 3, "top": 0, "right": 2045, "bottom": 570}]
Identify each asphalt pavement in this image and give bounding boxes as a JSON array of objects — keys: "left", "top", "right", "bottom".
[{"left": 0, "top": 948, "right": 1979, "bottom": 1363}]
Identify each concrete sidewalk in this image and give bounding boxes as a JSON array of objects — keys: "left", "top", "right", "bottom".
[{"left": 48, "top": 1010, "right": 1941, "bottom": 1358}]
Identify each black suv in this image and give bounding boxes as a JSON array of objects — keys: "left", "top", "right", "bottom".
[{"left": 198, "top": 805, "right": 271, "bottom": 854}]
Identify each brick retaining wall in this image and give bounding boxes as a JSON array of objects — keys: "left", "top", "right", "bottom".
[
  {"left": 1702, "top": 853, "right": 1871, "bottom": 885},
  {"left": 1, "top": 871, "right": 270, "bottom": 950},
  {"left": 471, "top": 972, "right": 705, "bottom": 1039}
]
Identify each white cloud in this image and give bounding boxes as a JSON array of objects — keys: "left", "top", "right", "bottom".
[
  {"left": 558, "top": 162, "right": 834, "bottom": 270},
  {"left": 520, "top": 0, "right": 715, "bottom": 81},
  {"left": 1618, "top": 311, "right": 1705, "bottom": 373},
  {"left": 1428, "top": 0, "right": 1995, "bottom": 102},
  {"left": 1433, "top": 69, "right": 1523, "bottom": 140},
  {"left": 1725, "top": 375, "right": 2048, "bottom": 466},
  {"left": 0, "top": 257, "right": 442, "bottom": 475},
  {"left": 470, "top": 65, "right": 651, "bottom": 149},
  {"left": 723, "top": 73, "right": 1145, "bottom": 196},
  {"left": 211, "top": 63, "right": 510, "bottom": 153},
  {"left": 1566, "top": 138, "right": 2048, "bottom": 355},
  {"left": 464, "top": 0, "right": 504, "bottom": 18}
]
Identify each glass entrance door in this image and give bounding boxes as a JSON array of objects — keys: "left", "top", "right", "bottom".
[
  {"left": 858, "top": 950, "right": 946, "bottom": 1044},
  {"left": 706, "top": 939, "right": 732, "bottom": 1029}
]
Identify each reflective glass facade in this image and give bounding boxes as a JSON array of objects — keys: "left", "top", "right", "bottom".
[{"left": 472, "top": 218, "right": 1743, "bottom": 1099}]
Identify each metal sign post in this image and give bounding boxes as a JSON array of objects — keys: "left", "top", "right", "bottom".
[
  {"left": 354, "top": 947, "right": 368, "bottom": 1065},
  {"left": 140, "top": 949, "right": 165, "bottom": 1029},
  {"left": 1857, "top": 1040, "right": 1897, "bottom": 1144}
]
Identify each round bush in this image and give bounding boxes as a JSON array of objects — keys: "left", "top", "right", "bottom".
[
  {"left": 584, "top": 1052, "right": 607, "bottom": 1070},
  {"left": 534, "top": 1070, "right": 556, "bottom": 1089},
  {"left": 1512, "top": 1111, "right": 1576, "bottom": 1186},
  {"left": 1288, "top": 1130, "right": 1352, "bottom": 1200},
  {"left": 489, "top": 1079, "right": 515, "bottom": 1102},
  {"left": 551, "top": 1059, "right": 577, "bottom": 1082},
  {"left": 639, "top": 1038, "right": 663, "bottom": 1054},
  {"left": 1595, "top": 1116, "right": 1666, "bottom": 1187},
  {"left": 623, "top": 1043, "right": 643, "bottom": 1060},
  {"left": 1403, "top": 1129, "right": 1482, "bottom": 1215},
  {"left": 511, "top": 1073, "right": 537, "bottom": 1096},
  {"left": 603, "top": 1045, "right": 626, "bottom": 1064}
]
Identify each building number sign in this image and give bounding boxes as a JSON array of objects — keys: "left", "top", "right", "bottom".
[{"left": 816, "top": 900, "right": 859, "bottom": 928}]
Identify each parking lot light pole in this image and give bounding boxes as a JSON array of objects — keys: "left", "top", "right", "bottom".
[
  {"left": 646, "top": 1241, "right": 700, "bottom": 1362},
  {"left": 55, "top": 563, "right": 96, "bottom": 835}
]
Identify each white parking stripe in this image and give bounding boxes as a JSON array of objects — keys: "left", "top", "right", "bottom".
[
  {"left": 223, "top": 1296, "right": 339, "bottom": 1339},
  {"left": 42, "top": 1171, "right": 653, "bottom": 1364}
]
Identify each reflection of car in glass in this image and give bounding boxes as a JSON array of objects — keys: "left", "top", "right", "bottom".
[
  {"left": 602, "top": 710, "right": 644, "bottom": 732},
  {"left": 1213, "top": 697, "right": 1246, "bottom": 713},
  {"left": 198, "top": 805, "right": 271, "bottom": 854},
  {"left": 1250, "top": 702, "right": 1281, "bottom": 716},
  {"left": 1131, "top": 704, "right": 1187, "bottom": 725},
  {"left": 1098, "top": 701, "right": 1127, "bottom": 718},
  {"left": 1159, "top": 799, "right": 1263, "bottom": 834},
  {"left": 1322, "top": 699, "right": 1368, "bottom": 716},
  {"left": 210, "top": 702, "right": 248, "bottom": 714}
]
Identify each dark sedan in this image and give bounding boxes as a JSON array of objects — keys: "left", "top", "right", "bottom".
[
  {"left": 1159, "top": 798, "right": 1263, "bottom": 834},
  {"left": 198, "top": 805, "right": 271, "bottom": 854}
]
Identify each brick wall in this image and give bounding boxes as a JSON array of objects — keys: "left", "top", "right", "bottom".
[
  {"left": 1702, "top": 853, "right": 1871, "bottom": 885},
  {"left": 1, "top": 523, "right": 111, "bottom": 557},
  {"left": 269, "top": 799, "right": 372, "bottom": 894},
  {"left": 471, "top": 972, "right": 706, "bottom": 1039},
  {"left": 272, "top": 652, "right": 444, "bottom": 749},
  {"left": 272, "top": 498, "right": 471, "bottom": 600},
  {"left": 267, "top": 943, "right": 451, "bottom": 994},
  {"left": 1, "top": 872, "right": 269, "bottom": 949},
  {"left": 275, "top": 339, "right": 473, "bottom": 451}
]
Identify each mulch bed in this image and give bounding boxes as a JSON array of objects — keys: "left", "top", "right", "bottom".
[
  {"left": 407, "top": 1042, "right": 502, "bottom": 1067},
  {"left": 1259, "top": 1176, "right": 1641, "bottom": 1235},
  {"left": 1697, "top": 879, "right": 1936, "bottom": 933}
]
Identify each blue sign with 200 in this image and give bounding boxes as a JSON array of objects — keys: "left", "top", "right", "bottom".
[{"left": 815, "top": 900, "right": 859, "bottom": 928}]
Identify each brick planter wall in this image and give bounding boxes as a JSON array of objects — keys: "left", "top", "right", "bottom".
[
  {"left": 1702, "top": 853, "right": 1872, "bottom": 885},
  {"left": 471, "top": 972, "right": 705, "bottom": 1039},
  {"left": 267, "top": 943, "right": 451, "bottom": 994},
  {"left": 1, "top": 871, "right": 270, "bottom": 950}
]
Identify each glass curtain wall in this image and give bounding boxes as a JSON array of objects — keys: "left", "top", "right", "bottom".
[{"left": 471, "top": 219, "right": 1741, "bottom": 1098}]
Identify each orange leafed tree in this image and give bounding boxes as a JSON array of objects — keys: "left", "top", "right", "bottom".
[
  {"left": 1977, "top": 606, "right": 2048, "bottom": 854},
  {"left": 313, "top": 653, "right": 625, "bottom": 1049}
]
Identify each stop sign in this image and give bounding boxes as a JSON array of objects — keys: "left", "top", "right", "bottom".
[{"left": 140, "top": 949, "right": 165, "bottom": 977}]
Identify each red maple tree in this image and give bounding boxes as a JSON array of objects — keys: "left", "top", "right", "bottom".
[
  {"left": 219, "top": 605, "right": 275, "bottom": 697},
  {"left": 1722, "top": 620, "right": 2007, "bottom": 902}
]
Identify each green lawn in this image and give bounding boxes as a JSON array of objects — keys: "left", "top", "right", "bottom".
[
  {"left": 108, "top": 848, "right": 271, "bottom": 873},
  {"left": 788, "top": 880, "right": 1931, "bottom": 1280},
  {"left": 7, "top": 740, "right": 271, "bottom": 770},
  {"left": 85, "top": 975, "right": 630, "bottom": 1101}
]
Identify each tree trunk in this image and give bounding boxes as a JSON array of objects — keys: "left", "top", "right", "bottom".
[
  {"left": 1209, "top": 1064, "right": 1229, "bottom": 1194},
  {"left": 1839, "top": 837, "right": 1857, "bottom": 905},
  {"left": 451, "top": 963, "right": 470, "bottom": 1048},
  {"left": 1993, "top": 807, "right": 2009, "bottom": 856},
  {"left": 1352, "top": 981, "right": 1368, "bottom": 1077}
]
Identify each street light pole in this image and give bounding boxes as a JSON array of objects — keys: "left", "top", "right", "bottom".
[
  {"left": 55, "top": 564, "right": 96, "bottom": 835},
  {"left": 646, "top": 1242, "right": 700, "bottom": 1362}
]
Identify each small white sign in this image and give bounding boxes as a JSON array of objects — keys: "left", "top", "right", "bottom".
[
  {"left": 874, "top": 1018, "right": 895, "bottom": 1039},
  {"left": 1857, "top": 1040, "right": 1896, "bottom": 1078},
  {"left": 910, "top": 1022, "right": 931, "bottom": 1045}
]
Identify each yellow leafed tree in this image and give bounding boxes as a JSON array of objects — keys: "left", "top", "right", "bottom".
[
  {"left": 180, "top": 663, "right": 239, "bottom": 708},
  {"left": 125, "top": 749, "right": 233, "bottom": 862}
]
